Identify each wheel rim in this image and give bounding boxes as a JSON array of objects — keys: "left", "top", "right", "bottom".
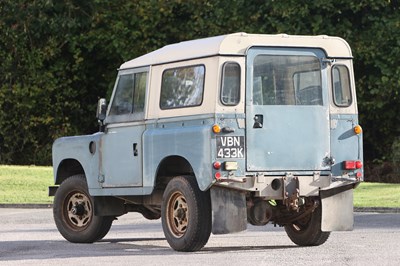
[
  {"left": 166, "top": 191, "right": 189, "bottom": 238},
  {"left": 64, "top": 191, "right": 93, "bottom": 230}
]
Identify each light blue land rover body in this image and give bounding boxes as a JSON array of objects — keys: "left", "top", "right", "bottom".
[{"left": 50, "top": 33, "right": 363, "bottom": 251}]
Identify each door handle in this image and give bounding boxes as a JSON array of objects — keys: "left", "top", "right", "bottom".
[
  {"left": 133, "top": 143, "right": 138, "bottom": 156},
  {"left": 253, "top": 114, "right": 263, "bottom": 128}
]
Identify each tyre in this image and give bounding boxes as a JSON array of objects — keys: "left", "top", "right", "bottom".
[
  {"left": 53, "top": 174, "right": 114, "bottom": 243},
  {"left": 161, "top": 176, "right": 211, "bottom": 252},
  {"left": 284, "top": 202, "right": 330, "bottom": 246}
]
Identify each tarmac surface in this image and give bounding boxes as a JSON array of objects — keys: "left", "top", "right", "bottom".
[
  {"left": 1, "top": 207, "right": 400, "bottom": 265},
  {"left": 1, "top": 203, "right": 399, "bottom": 213}
]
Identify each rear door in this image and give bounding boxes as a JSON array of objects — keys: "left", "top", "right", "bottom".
[{"left": 246, "top": 48, "right": 330, "bottom": 172}]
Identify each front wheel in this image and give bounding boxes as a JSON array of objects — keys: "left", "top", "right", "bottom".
[
  {"left": 53, "top": 174, "right": 114, "bottom": 243},
  {"left": 161, "top": 176, "right": 211, "bottom": 252},
  {"left": 284, "top": 202, "right": 330, "bottom": 246}
]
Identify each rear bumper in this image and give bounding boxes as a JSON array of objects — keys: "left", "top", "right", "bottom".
[{"left": 213, "top": 172, "right": 359, "bottom": 199}]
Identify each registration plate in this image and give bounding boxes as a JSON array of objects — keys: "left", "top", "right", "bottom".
[{"left": 216, "top": 136, "right": 245, "bottom": 158}]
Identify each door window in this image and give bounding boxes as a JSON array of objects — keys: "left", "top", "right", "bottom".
[
  {"left": 109, "top": 74, "right": 134, "bottom": 116},
  {"left": 107, "top": 70, "right": 148, "bottom": 123}
]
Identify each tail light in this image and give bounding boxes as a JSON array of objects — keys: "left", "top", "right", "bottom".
[
  {"left": 213, "top": 161, "right": 222, "bottom": 180},
  {"left": 356, "top": 172, "right": 363, "bottom": 179},
  {"left": 214, "top": 172, "right": 221, "bottom": 180},
  {"left": 213, "top": 161, "right": 221, "bottom": 169},
  {"left": 343, "top": 160, "right": 363, "bottom": 170}
]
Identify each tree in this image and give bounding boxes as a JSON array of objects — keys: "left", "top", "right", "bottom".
[{"left": 0, "top": 0, "right": 399, "bottom": 167}]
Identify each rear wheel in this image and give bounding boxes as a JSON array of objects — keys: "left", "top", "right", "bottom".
[
  {"left": 284, "top": 202, "right": 330, "bottom": 246},
  {"left": 161, "top": 176, "right": 211, "bottom": 252},
  {"left": 53, "top": 174, "right": 114, "bottom": 243}
]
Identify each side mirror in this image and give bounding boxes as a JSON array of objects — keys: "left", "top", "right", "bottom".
[{"left": 96, "top": 98, "right": 107, "bottom": 129}]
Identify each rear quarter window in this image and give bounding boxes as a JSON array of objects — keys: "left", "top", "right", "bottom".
[
  {"left": 160, "top": 65, "right": 205, "bottom": 109},
  {"left": 332, "top": 65, "right": 352, "bottom": 107},
  {"left": 221, "top": 62, "right": 240, "bottom": 106}
]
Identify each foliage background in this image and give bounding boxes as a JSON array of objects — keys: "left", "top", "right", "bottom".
[{"left": 0, "top": 0, "right": 399, "bottom": 181}]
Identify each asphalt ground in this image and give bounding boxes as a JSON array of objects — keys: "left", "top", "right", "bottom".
[
  {"left": 1, "top": 208, "right": 400, "bottom": 265},
  {"left": 1, "top": 204, "right": 399, "bottom": 213}
]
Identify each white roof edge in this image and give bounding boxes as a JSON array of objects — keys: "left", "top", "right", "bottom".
[{"left": 120, "top": 32, "right": 352, "bottom": 69}]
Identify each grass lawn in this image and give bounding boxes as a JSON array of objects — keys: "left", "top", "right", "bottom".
[
  {"left": 354, "top": 182, "right": 400, "bottom": 208},
  {"left": 0, "top": 165, "right": 399, "bottom": 208},
  {"left": 0, "top": 165, "right": 53, "bottom": 204}
]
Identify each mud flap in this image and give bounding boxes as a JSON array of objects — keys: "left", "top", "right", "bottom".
[
  {"left": 210, "top": 186, "right": 247, "bottom": 234},
  {"left": 320, "top": 188, "right": 354, "bottom": 231}
]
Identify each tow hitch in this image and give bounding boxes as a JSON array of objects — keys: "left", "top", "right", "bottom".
[{"left": 283, "top": 174, "right": 300, "bottom": 211}]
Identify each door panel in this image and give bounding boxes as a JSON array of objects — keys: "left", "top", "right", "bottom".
[
  {"left": 101, "top": 125, "right": 144, "bottom": 187},
  {"left": 100, "top": 68, "right": 148, "bottom": 187},
  {"left": 246, "top": 48, "right": 330, "bottom": 172}
]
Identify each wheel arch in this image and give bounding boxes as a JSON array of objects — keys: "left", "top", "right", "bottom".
[
  {"left": 153, "top": 155, "right": 195, "bottom": 191},
  {"left": 55, "top": 159, "right": 86, "bottom": 185}
]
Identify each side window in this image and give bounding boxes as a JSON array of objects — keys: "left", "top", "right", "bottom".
[
  {"left": 160, "top": 65, "right": 205, "bottom": 109},
  {"left": 109, "top": 71, "right": 148, "bottom": 117},
  {"left": 332, "top": 65, "right": 352, "bottom": 107},
  {"left": 221, "top": 62, "right": 240, "bottom": 105}
]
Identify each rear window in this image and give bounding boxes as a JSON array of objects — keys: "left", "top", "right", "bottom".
[
  {"left": 252, "top": 55, "right": 322, "bottom": 105},
  {"left": 332, "top": 65, "right": 352, "bottom": 107},
  {"left": 160, "top": 65, "right": 205, "bottom": 109}
]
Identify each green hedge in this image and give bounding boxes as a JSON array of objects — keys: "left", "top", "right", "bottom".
[{"left": 0, "top": 1, "right": 399, "bottom": 172}]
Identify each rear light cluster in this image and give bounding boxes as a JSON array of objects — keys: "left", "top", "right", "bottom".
[
  {"left": 213, "top": 161, "right": 238, "bottom": 180},
  {"left": 213, "top": 161, "right": 222, "bottom": 180},
  {"left": 343, "top": 160, "right": 363, "bottom": 170},
  {"left": 343, "top": 160, "right": 363, "bottom": 180},
  {"left": 212, "top": 124, "right": 239, "bottom": 181}
]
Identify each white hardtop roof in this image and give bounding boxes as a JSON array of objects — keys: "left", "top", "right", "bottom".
[{"left": 120, "top": 32, "right": 352, "bottom": 70}]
